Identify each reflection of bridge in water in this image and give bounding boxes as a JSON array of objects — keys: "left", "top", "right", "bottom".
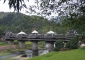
[{"left": 3, "top": 30, "right": 82, "bottom": 57}]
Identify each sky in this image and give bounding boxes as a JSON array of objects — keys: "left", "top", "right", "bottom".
[
  {"left": 0, "top": 0, "right": 13, "bottom": 12},
  {"left": 0, "top": 0, "right": 58, "bottom": 19},
  {"left": 0, "top": 0, "right": 35, "bottom": 14}
]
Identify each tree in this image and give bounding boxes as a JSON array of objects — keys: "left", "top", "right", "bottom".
[
  {"left": 54, "top": 40, "right": 64, "bottom": 51},
  {"left": 62, "top": 13, "right": 85, "bottom": 34},
  {"left": 3, "top": 0, "right": 27, "bottom": 12},
  {"left": 66, "top": 36, "right": 79, "bottom": 49},
  {"left": 2, "top": 0, "right": 85, "bottom": 17}
]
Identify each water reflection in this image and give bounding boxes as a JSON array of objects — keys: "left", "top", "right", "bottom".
[{"left": 25, "top": 49, "right": 49, "bottom": 58}]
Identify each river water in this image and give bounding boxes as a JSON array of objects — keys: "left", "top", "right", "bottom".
[
  {"left": 0, "top": 54, "right": 18, "bottom": 60},
  {"left": 0, "top": 49, "right": 49, "bottom": 60},
  {"left": 25, "top": 50, "right": 49, "bottom": 58}
]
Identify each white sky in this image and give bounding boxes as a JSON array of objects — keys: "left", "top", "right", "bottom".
[
  {"left": 0, "top": 0, "right": 58, "bottom": 19},
  {"left": 0, "top": 0, "right": 36, "bottom": 14},
  {"left": 0, "top": 0, "right": 13, "bottom": 12}
]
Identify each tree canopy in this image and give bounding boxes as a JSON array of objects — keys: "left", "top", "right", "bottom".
[{"left": 3, "top": 0, "right": 85, "bottom": 17}]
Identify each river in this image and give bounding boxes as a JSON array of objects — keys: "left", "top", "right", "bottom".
[{"left": 0, "top": 49, "right": 49, "bottom": 59}]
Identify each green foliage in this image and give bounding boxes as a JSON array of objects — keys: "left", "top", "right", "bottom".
[
  {"left": 0, "top": 12, "right": 59, "bottom": 34},
  {"left": 0, "top": 42, "right": 4, "bottom": 45},
  {"left": 54, "top": 47, "right": 60, "bottom": 51},
  {"left": 54, "top": 40, "right": 64, "bottom": 51},
  {"left": 14, "top": 40, "right": 18, "bottom": 44},
  {"left": 0, "top": 41, "right": 8, "bottom": 46},
  {"left": 25, "top": 42, "right": 32, "bottom": 49},
  {"left": 62, "top": 15, "right": 85, "bottom": 34},
  {"left": 66, "top": 37, "right": 79, "bottom": 49},
  {"left": 38, "top": 41, "right": 45, "bottom": 49},
  {"left": 80, "top": 46, "right": 85, "bottom": 50},
  {"left": 0, "top": 12, "right": 8, "bottom": 19}
]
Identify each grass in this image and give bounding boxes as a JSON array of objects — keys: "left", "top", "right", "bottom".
[
  {"left": 0, "top": 41, "right": 8, "bottom": 46},
  {"left": 3, "top": 58, "right": 16, "bottom": 60},
  {"left": 0, "top": 50, "right": 11, "bottom": 56},
  {"left": 28, "top": 49, "right": 85, "bottom": 60}
]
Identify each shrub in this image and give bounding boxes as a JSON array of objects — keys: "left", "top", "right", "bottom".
[
  {"left": 54, "top": 47, "right": 60, "bottom": 51},
  {"left": 14, "top": 40, "right": 18, "bottom": 44},
  {"left": 80, "top": 46, "right": 85, "bottom": 50},
  {"left": 54, "top": 40, "right": 64, "bottom": 51},
  {"left": 60, "top": 48, "right": 69, "bottom": 51},
  {"left": 66, "top": 36, "right": 79, "bottom": 49}
]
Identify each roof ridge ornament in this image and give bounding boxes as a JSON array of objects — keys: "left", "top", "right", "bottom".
[
  {"left": 32, "top": 30, "right": 38, "bottom": 34},
  {"left": 47, "top": 30, "right": 55, "bottom": 34},
  {"left": 17, "top": 31, "right": 26, "bottom": 35}
]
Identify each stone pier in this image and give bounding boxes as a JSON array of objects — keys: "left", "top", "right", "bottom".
[
  {"left": 31, "top": 41, "right": 38, "bottom": 57},
  {"left": 7, "top": 40, "right": 14, "bottom": 45},
  {"left": 45, "top": 41, "right": 54, "bottom": 52},
  {"left": 19, "top": 41, "right": 25, "bottom": 48}
]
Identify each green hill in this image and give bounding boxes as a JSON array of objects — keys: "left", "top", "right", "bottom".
[
  {"left": 0, "top": 12, "right": 60, "bottom": 35},
  {"left": 0, "top": 12, "right": 8, "bottom": 19},
  {"left": 28, "top": 49, "right": 85, "bottom": 60}
]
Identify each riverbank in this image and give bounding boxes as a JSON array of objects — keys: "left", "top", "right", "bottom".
[
  {"left": 0, "top": 49, "right": 49, "bottom": 60},
  {"left": 0, "top": 50, "right": 11, "bottom": 56},
  {"left": 0, "top": 48, "right": 28, "bottom": 60},
  {"left": 0, "top": 45, "right": 17, "bottom": 51},
  {"left": 4, "top": 55, "right": 29, "bottom": 60},
  {"left": 28, "top": 49, "right": 85, "bottom": 60}
]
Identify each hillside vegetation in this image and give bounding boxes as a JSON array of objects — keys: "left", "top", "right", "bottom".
[
  {"left": 28, "top": 49, "right": 85, "bottom": 60},
  {"left": 0, "top": 12, "right": 62, "bottom": 35}
]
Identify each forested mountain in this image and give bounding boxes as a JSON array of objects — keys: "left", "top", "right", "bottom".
[{"left": 0, "top": 12, "right": 63, "bottom": 35}]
